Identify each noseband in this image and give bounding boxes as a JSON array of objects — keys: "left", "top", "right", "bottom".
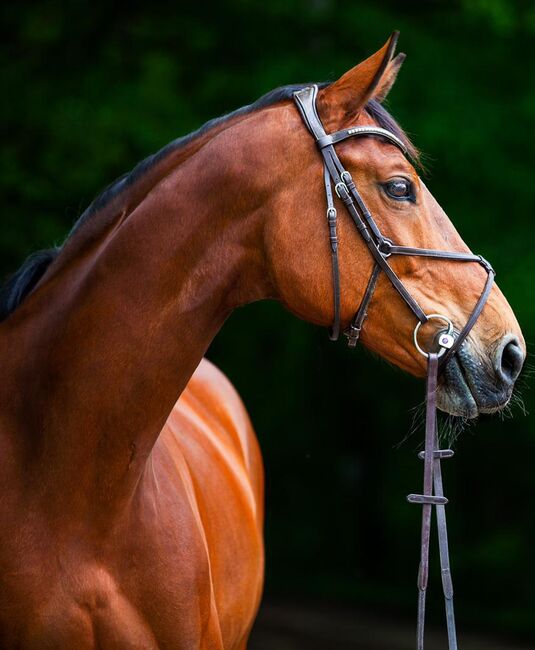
[{"left": 294, "top": 85, "right": 496, "bottom": 650}]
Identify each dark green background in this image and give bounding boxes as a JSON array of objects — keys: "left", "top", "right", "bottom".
[{"left": 1, "top": 0, "right": 534, "bottom": 643}]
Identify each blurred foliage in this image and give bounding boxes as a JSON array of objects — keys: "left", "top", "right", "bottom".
[{"left": 1, "top": 0, "right": 534, "bottom": 640}]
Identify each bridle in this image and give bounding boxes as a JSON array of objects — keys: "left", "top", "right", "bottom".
[
  {"left": 293, "top": 85, "right": 496, "bottom": 650},
  {"left": 294, "top": 84, "right": 495, "bottom": 650},
  {"left": 293, "top": 85, "right": 494, "bottom": 354}
]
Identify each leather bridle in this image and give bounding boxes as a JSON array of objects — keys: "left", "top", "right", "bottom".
[{"left": 294, "top": 85, "right": 496, "bottom": 650}]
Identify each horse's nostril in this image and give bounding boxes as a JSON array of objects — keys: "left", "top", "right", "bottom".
[{"left": 496, "top": 337, "right": 524, "bottom": 385}]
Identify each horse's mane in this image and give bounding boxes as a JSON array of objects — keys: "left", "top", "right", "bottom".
[{"left": 0, "top": 83, "right": 417, "bottom": 322}]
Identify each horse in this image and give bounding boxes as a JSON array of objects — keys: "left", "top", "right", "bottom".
[{"left": 0, "top": 33, "right": 524, "bottom": 648}]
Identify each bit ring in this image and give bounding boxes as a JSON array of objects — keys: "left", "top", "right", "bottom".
[{"left": 413, "top": 314, "right": 454, "bottom": 358}]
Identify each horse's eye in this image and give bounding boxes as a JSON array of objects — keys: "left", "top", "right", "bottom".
[{"left": 383, "top": 178, "right": 414, "bottom": 201}]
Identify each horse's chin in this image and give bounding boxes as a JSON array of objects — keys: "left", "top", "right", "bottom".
[{"left": 437, "top": 351, "right": 512, "bottom": 419}]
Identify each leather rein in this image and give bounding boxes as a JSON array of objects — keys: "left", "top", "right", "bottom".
[{"left": 293, "top": 85, "right": 496, "bottom": 650}]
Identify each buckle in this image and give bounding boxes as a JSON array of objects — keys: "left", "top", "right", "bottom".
[
  {"left": 340, "top": 170, "right": 353, "bottom": 186},
  {"left": 334, "top": 181, "right": 349, "bottom": 199},
  {"left": 326, "top": 207, "right": 337, "bottom": 224},
  {"left": 343, "top": 323, "right": 361, "bottom": 348}
]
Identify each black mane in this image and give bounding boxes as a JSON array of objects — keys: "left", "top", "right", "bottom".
[
  {"left": 70, "top": 83, "right": 323, "bottom": 237},
  {"left": 0, "top": 83, "right": 417, "bottom": 322}
]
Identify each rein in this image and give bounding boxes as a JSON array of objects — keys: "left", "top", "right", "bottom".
[{"left": 293, "top": 85, "right": 496, "bottom": 649}]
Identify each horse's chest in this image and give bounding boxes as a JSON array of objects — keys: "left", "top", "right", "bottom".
[
  {"left": 0, "top": 393, "right": 263, "bottom": 649},
  {"left": 1, "top": 565, "right": 159, "bottom": 648},
  {"left": 0, "top": 562, "right": 218, "bottom": 650},
  {"left": 0, "top": 522, "right": 222, "bottom": 649}
]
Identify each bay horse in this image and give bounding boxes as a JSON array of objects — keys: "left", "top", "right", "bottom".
[{"left": 0, "top": 34, "right": 524, "bottom": 648}]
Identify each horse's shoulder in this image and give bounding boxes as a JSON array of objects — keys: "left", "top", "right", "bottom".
[
  {"left": 182, "top": 358, "right": 253, "bottom": 442},
  {"left": 188, "top": 357, "right": 244, "bottom": 408},
  {"left": 166, "top": 358, "right": 262, "bottom": 485},
  {"left": 152, "top": 359, "right": 263, "bottom": 647}
]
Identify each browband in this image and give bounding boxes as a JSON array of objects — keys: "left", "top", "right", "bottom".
[{"left": 317, "top": 126, "right": 407, "bottom": 152}]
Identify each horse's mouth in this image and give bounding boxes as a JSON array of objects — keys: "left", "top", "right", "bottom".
[
  {"left": 437, "top": 355, "right": 478, "bottom": 418},
  {"left": 437, "top": 349, "right": 512, "bottom": 419}
]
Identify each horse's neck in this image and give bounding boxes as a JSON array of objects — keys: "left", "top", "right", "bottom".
[{"left": 0, "top": 116, "right": 274, "bottom": 509}]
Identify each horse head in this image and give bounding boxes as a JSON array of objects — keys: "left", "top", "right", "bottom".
[{"left": 263, "top": 33, "right": 524, "bottom": 418}]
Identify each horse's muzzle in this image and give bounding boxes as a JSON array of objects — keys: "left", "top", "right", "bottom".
[{"left": 437, "top": 335, "right": 525, "bottom": 418}]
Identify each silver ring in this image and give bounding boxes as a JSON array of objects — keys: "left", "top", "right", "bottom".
[
  {"left": 378, "top": 238, "right": 393, "bottom": 258},
  {"left": 413, "top": 314, "right": 454, "bottom": 358}
]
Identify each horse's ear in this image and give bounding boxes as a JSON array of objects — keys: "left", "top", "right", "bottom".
[
  {"left": 317, "top": 32, "right": 403, "bottom": 130},
  {"left": 374, "top": 52, "right": 405, "bottom": 103}
]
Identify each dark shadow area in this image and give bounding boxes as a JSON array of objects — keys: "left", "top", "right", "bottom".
[{"left": 249, "top": 600, "right": 533, "bottom": 649}]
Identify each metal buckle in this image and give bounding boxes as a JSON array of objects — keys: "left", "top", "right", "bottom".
[
  {"left": 334, "top": 182, "right": 349, "bottom": 198},
  {"left": 413, "top": 314, "right": 454, "bottom": 358}
]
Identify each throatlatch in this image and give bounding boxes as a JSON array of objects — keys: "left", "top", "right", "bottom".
[{"left": 293, "top": 84, "right": 496, "bottom": 649}]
